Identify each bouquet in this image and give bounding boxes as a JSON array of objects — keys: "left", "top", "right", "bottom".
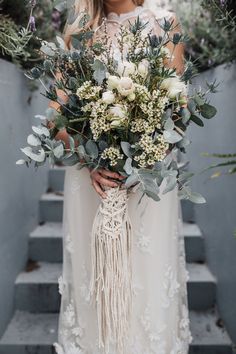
[{"left": 17, "top": 13, "right": 217, "bottom": 352}]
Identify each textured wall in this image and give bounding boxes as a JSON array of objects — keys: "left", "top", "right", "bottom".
[
  {"left": 0, "top": 59, "right": 49, "bottom": 336},
  {"left": 186, "top": 63, "right": 236, "bottom": 342}
]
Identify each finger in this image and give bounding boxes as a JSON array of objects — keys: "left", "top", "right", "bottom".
[
  {"left": 92, "top": 180, "right": 107, "bottom": 199},
  {"left": 97, "top": 175, "right": 120, "bottom": 188},
  {"left": 100, "top": 169, "right": 125, "bottom": 180}
]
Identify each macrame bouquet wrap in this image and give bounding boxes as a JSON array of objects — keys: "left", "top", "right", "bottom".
[{"left": 89, "top": 185, "right": 133, "bottom": 354}]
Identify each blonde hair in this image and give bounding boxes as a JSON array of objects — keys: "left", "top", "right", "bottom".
[{"left": 64, "top": 0, "right": 145, "bottom": 48}]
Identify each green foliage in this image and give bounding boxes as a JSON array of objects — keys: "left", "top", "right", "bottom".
[
  {"left": 0, "top": 14, "right": 32, "bottom": 61},
  {"left": 168, "top": 0, "right": 236, "bottom": 72},
  {"left": 0, "top": 0, "right": 66, "bottom": 69}
]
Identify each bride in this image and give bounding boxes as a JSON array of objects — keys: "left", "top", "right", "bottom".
[{"left": 51, "top": 0, "right": 193, "bottom": 353}]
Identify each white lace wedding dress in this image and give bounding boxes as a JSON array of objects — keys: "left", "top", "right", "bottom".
[{"left": 54, "top": 5, "right": 193, "bottom": 354}]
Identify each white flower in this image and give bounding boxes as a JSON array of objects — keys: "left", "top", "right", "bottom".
[
  {"left": 127, "top": 92, "right": 136, "bottom": 101},
  {"left": 102, "top": 91, "right": 115, "bottom": 104},
  {"left": 118, "top": 77, "right": 135, "bottom": 96},
  {"left": 138, "top": 60, "right": 149, "bottom": 78},
  {"left": 107, "top": 75, "right": 120, "bottom": 90},
  {"left": 117, "top": 61, "right": 136, "bottom": 77},
  {"left": 108, "top": 104, "right": 127, "bottom": 128},
  {"left": 160, "top": 77, "right": 187, "bottom": 99},
  {"left": 108, "top": 104, "right": 126, "bottom": 120}
]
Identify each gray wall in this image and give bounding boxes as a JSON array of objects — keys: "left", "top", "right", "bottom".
[
  {"left": 0, "top": 59, "right": 49, "bottom": 337},
  {"left": 186, "top": 63, "right": 236, "bottom": 342}
]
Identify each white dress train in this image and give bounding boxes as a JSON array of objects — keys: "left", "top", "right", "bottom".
[{"left": 54, "top": 6, "right": 193, "bottom": 354}]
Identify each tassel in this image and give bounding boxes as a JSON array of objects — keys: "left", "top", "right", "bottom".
[{"left": 89, "top": 185, "right": 132, "bottom": 354}]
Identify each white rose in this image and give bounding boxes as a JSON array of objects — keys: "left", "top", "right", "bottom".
[
  {"left": 118, "top": 77, "right": 135, "bottom": 97},
  {"left": 138, "top": 60, "right": 149, "bottom": 78},
  {"left": 160, "top": 77, "right": 187, "bottom": 99},
  {"left": 107, "top": 75, "right": 120, "bottom": 90},
  {"left": 108, "top": 104, "right": 127, "bottom": 127},
  {"left": 102, "top": 91, "right": 115, "bottom": 104},
  {"left": 117, "top": 61, "right": 136, "bottom": 77}
]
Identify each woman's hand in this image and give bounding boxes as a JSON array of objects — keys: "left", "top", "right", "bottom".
[{"left": 89, "top": 168, "right": 125, "bottom": 199}]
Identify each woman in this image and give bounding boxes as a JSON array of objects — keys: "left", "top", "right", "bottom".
[{"left": 52, "top": 0, "right": 193, "bottom": 353}]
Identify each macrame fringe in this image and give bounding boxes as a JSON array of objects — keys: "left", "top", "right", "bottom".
[{"left": 89, "top": 186, "right": 132, "bottom": 354}]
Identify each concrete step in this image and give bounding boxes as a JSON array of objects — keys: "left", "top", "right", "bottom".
[
  {"left": 187, "top": 263, "right": 216, "bottom": 311},
  {"left": 0, "top": 309, "right": 233, "bottom": 354},
  {"left": 39, "top": 193, "right": 63, "bottom": 223},
  {"left": 48, "top": 167, "right": 65, "bottom": 193},
  {"left": 29, "top": 222, "right": 205, "bottom": 263},
  {"left": 181, "top": 199, "right": 195, "bottom": 223},
  {"left": 0, "top": 311, "right": 58, "bottom": 354},
  {"left": 184, "top": 222, "right": 205, "bottom": 263},
  {"left": 29, "top": 222, "right": 63, "bottom": 263},
  {"left": 189, "top": 309, "right": 233, "bottom": 354},
  {"left": 14, "top": 262, "right": 216, "bottom": 313}
]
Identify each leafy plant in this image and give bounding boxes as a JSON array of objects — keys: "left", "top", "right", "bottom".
[
  {"left": 167, "top": 0, "right": 236, "bottom": 72},
  {"left": 201, "top": 152, "right": 236, "bottom": 178},
  {"left": 0, "top": 0, "right": 66, "bottom": 69}
]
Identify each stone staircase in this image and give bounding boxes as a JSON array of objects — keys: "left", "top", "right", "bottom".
[{"left": 0, "top": 167, "right": 234, "bottom": 354}]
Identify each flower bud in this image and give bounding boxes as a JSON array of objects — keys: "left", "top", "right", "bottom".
[{"left": 102, "top": 91, "right": 115, "bottom": 104}]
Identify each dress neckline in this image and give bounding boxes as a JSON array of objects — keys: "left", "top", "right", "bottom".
[{"left": 106, "top": 6, "right": 145, "bottom": 23}]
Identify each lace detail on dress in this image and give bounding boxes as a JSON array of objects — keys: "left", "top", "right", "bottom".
[{"left": 161, "top": 264, "right": 180, "bottom": 309}]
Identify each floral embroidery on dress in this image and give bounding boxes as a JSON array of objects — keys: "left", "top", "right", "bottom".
[
  {"left": 132, "top": 279, "right": 144, "bottom": 296},
  {"left": 54, "top": 342, "right": 85, "bottom": 354},
  {"left": 63, "top": 300, "right": 76, "bottom": 327},
  {"left": 135, "top": 221, "right": 153, "bottom": 255},
  {"left": 65, "top": 233, "right": 74, "bottom": 254},
  {"left": 140, "top": 305, "right": 167, "bottom": 353},
  {"left": 161, "top": 264, "right": 180, "bottom": 308},
  {"left": 54, "top": 299, "right": 87, "bottom": 354},
  {"left": 70, "top": 176, "right": 81, "bottom": 194},
  {"left": 79, "top": 262, "right": 90, "bottom": 303},
  {"left": 58, "top": 275, "right": 66, "bottom": 295}
]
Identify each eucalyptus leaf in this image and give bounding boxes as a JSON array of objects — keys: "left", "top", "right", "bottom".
[
  {"left": 69, "top": 136, "right": 75, "bottom": 151},
  {"left": 77, "top": 145, "right": 86, "bottom": 159},
  {"left": 164, "top": 118, "right": 175, "bottom": 131},
  {"left": 27, "top": 134, "right": 41, "bottom": 147},
  {"left": 55, "top": 116, "right": 68, "bottom": 130},
  {"left": 194, "top": 94, "right": 205, "bottom": 107},
  {"left": 187, "top": 99, "right": 196, "bottom": 114},
  {"left": 40, "top": 42, "right": 57, "bottom": 56},
  {"left": 62, "top": 152, "right": 80, "bottom": 166},
  {"left": 121, "top": 141, "right": 132, "bottom": 157},
  {"left": 190, "top": 115, "right": 204, "bottom": 127},
  {"left": 124, "top": 157, "right": 133, "bottom": 175},
  {"left": 163, "top": 130, "right": 182, "bottom": 143},
  {"left": 32, "top": 125, "right": 50, "bottom": 137},
  {"left": 200, "top": 104, "right": 217, "bottom": 119},
  {"left": 85, "top": 140, "right": 98, "bottom": 159},
  {"left": 125, "top": 173, "right": 139, "bottom": 188},
  {"left": 21, "top": 147, "right": 46, "bottom": 163},
  {"left": 181, "top": 108, "right": 191, "bottom": 124},
  {"left": 189, "top": 192, "right": 206, "bottom": 204},
  {"left": 92, "top": 59, "right": 107, "bottom": 85},
  {"left": 162, "top": 176, "right": 177, "bottom": 194},
  {"left": 178, "top": 171, "right": 194, "bottom": 183},
  {"left": 35, "top": 115, "right": 46, "bottom": 120},
  {"left": 53, "top": 143, "right": 64, "bottom": 159},
  {"left": 45, "top": 107, "right": 57, "bottom": 121},
  {"left": 16, "top": 159, "right": 26, "bottom": 165},
  {"left": 98, "top": 140, "right": 108, "bottom": 151}
]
